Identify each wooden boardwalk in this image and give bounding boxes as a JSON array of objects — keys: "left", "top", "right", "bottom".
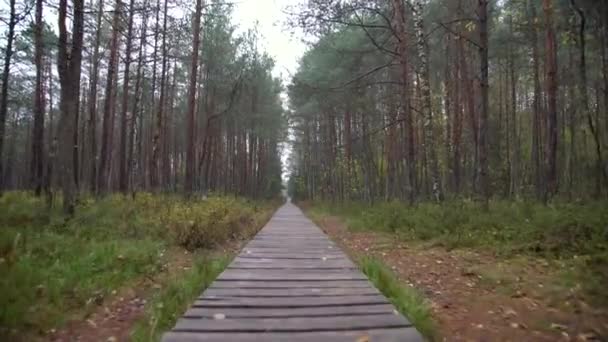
[{"left": 162, "top": 202, "right": 423, "bottom": 341}]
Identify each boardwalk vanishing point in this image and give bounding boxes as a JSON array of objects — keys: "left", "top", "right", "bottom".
[{"left": 162, "top": 202, "right": 424, "bottom": 341}]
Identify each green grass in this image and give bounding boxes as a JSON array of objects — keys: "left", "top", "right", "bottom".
[
  {"left": 0, "top": 191, "right": 278, "bottom": 339},
  {"left": 307, "top": 199, "right": 608, "bottom": 304},
  {"left": 359, "top": 257, "right": 436, "bottom": 340},
  {"left": 307, "top": 199, "right": 608, "bottom": 258},
  {"left": 131, "top": 256, "right": 230, "bottom": 341}
]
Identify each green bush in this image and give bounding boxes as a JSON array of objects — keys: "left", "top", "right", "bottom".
[
  {"left": 311, "top": 199, "right": 608, "bottom": 258},
  {"left": 169, "top": 197, "right": 263, "bottom": 250},
  {"left": 0, "top": 192, "right": 277, "bottom": 338}
]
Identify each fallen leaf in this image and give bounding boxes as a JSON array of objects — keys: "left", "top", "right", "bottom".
[
  {"left": 356, "top": 334, "right": 369, "bottom": 342},
  {"left": 551, "top": 323, "right": 568, "bottom": 331},
  {"left": 86, "top": 319, "right": 97, "bottom": 328},
  {"left": 503, "top": 308, "right": 517, "bottom": 317},
  {"left": 577, "top": 332, "right": 598, "bottom": 341}
]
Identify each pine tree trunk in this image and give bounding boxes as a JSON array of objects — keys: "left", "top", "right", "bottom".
[
  {"left": 0, "top": 0, "right": 16, "bottom": 195},
  {"left": 543, "top": 0, "right": 558, "bottom": 201},
  {"left": 31, "top": 0, "right": 45, "bottom": 196},
  {"left": 118, "top": 0, "right": 136, "bottom": 193},
  {"left": 185, "top": 0, "right": 203, "bottom": 195},
  {"left": 151, "top": 0, "right": 169, "bottom": 190},
  {"left": 57, "top": 0, "right": 85, "bottom": 214},
  {"left": 97, "top": 0, "right": 122, "bottom": 194},
  {"left": 478, "top": 0, "right": 490, "bottom": 206}
]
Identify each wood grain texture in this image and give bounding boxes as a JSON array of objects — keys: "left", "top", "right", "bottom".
[{"left": 162, "top": 202, "right": 424, "bottom": 341}]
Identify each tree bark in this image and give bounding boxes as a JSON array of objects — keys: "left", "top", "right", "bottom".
[
  {"left": 150, "top": 0, "right": 169, "bottom": 190},
  {"left": 414, "top": 0, "right": 443, "bottom": 202},
  {"left": 57, "top": 0, "right": 85, "bottom": 214},
  {"left": 97, "top": 0, "right": 122, "bottom": 194},
  {"left": 543, "top": 0, "right": 558, "bottom": 201},
  {"left": 0, "top": 0, "right": 17, "bottom": 195},
  {"left": 118, "top": 0, "right": 136, "bottom": 193},
  {"left": 392, "top": 0, "right": 416, "bottom": 203},
  {"left": 185, "top": 0, "right": 203, "bottom": 195},
  {"left": 478, "top": 0, "right": 490, "bottom": 206},
  {"left": 129, "top": 0, "right": 148, "bottom": 192},
  {"left": 31, "top": 0, "right": 45, "bottom": 196}
]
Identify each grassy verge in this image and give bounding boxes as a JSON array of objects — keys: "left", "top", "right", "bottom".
[
  {"left": 0, "top": 191, "right": 279, "bottom": 339},
  {"left": 359, "top": 257, "right": 436, "bottom": 340},
  {"left": 130, "top": 256, "right": 230, "bottom": 341},
  {"left": 305, "top": 199, "right": 607, "bottom": 304}
]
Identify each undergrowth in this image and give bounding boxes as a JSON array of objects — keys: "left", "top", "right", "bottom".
[
  {"left": 308, "top": 200, "right": 607, "bottom": 258},
  {"left": 359, "top": 257, "right": 436, "bottom": 340},
  {"left": 0, "top": 191, "right": 278, "bottom": 339},
  {"left": 307, "top": 199, "right": 608, "bottom": 303},
  {"left": 131, "top": 256, "right": 230, "bottom": 341}
]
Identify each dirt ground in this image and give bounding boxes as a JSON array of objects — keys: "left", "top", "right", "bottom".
[{"left": 315, "top": 215, "right": 607, "bottom": 342}]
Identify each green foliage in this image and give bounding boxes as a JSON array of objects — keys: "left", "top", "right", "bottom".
[
  {"left": 309, "top": 199, "right": 608, "bottom": 304},
  {"left": 310, "top": 200, "right": 608, "bottom": 258},
  {"left": 130, "top": 256, "right": 230, "bottom": 341},
  {"left": 0, "top": 192, "right": 276, "bottom": 338},
  {"left": 359, "top": 257, "right": 436, "bottom": 340},
  {"left": 169, "top": 196, "right": 275, "bottom": 250}
]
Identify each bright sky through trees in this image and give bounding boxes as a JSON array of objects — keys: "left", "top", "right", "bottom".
[{"left": 232, "top": 0, "right": 306, "bottom": 180}]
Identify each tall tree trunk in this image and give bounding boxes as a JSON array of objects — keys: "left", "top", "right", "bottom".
[
  {"left": 543, "top": 0, "right": 558, "bottom": 201},
  {"left": 151, "top": 0, "right": 168, "bottom": 190},
  {"left": 97, "top": 0, "right": 121, "bottom": 194},
  {"left": 392, "top": 0, "right": 416, "bottom": 203},
  {"left": 0, "top": 0, "right": 17, "bottom": 195},
  {"left": 185, "top": 0, "right": 203, "bottom": 194},
  {"left": 118, "top": 0, "right": 136, "bottom": 193},
  {"left": 87, "top": 0, "right": 104, "bottom": 193},
  {"left": 528, "top": 0, "right": 544, "bottom": 199},
  {"left": 571, "top": 0, "right": 607, "bottom": 197},
  {"left": 129, "top": 0, "right": 148, "bottom": 192},
  {"left": 57, "top": 0, "right": 85, "bottom": 214},
  {"left": 478, "top": 0, "right": 490, "bottom": 206},
  {"left": 508, "top": 15, "right": 519, "bottom": 198},
  {"left": 31, "top": 0, "right": 45, "bottom": 196},
  {"left": 414, "top": 0, "right": 443, "bottom": 202}
]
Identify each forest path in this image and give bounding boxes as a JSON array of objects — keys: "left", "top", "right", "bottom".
[{"left": 162, "top": 201, "right": 423, "bottom": 341}]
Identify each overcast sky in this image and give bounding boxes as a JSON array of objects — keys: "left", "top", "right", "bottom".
[
  {"left": 232, "top": 0, "right": 307, "bottom": 84},
  {"left": 231, "top": 0, "right": 307, "bottom": 180}
]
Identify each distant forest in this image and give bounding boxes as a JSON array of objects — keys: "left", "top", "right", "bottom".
[
  {"left": 287, "top": 0, "right": 608, "bottom": 204},
  {"left": 0, "top": 0, "right": 285, "bottom": 213}
]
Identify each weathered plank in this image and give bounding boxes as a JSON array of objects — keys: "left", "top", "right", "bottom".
[
  {"left": 162, "top": 202, "right": 424, "bottom": 341},
  {"left": 193, "top": 295, "right": 390, "bottom": 308},
  {"left": 183, "top": 304, "right": 397, "bottom": 318},
  {"left": 203, "top": 287, "right": 380, "bottom": 297},
  {"left": 162, "top": 328, "right": 423, "bottom": 342},
  {"left": 172, "top": 314, "right": 410, "bottom": 332}
]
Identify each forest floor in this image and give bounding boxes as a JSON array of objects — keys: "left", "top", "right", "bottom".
[
  {"left": 0, "top": 192, "right": 279, "bottom": 341},
  {"left": 303, "top": 203, "right": 608, "bottom": 341}
]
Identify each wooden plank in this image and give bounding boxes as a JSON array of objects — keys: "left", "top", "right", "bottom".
[
  {"left": 209, "top": 280, "right": 373, "bottom": 288},
  {"left": 183, "top": 303, "right": 397, "bottom": 318},
  {"left": 237, "top": 254, "right": 347, "bottom": 260},
  {"left": 172, "top": 314, "right": 410, "bottom": 332},
  {"left": 231, "top": 259, "right": 355, "bottom": 267},
  {"left": 162, "top": 328, "right": 423, "bottom": 342},
  {"left": 193, "top": 295, "right": 390, "bottom": 307},
  {"left": 203, "top": 287, "right": 381, "bottom": 297},
  {"left": 218, "top": 271, "right": 366, "bottom": 281}
]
